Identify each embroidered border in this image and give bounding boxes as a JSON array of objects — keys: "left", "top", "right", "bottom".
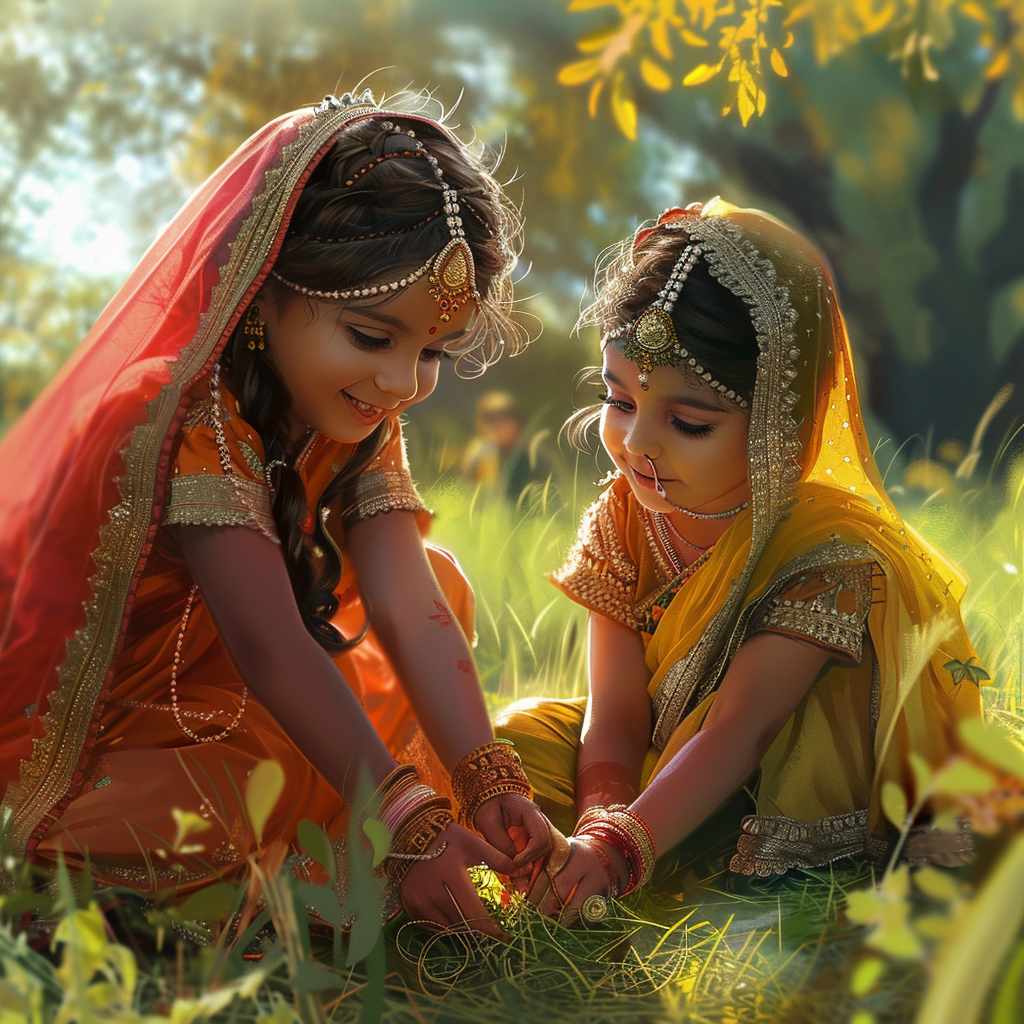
[
  {"left": 164, "top": 475, "right": 276, "bottom": 536},
  {"left": 3, "top": 101, "right": 381, "bottom": 855},
  {"left": 343, "top": 469, "right": 429, "bottom": 523},
  {"left": 730, "top": 809, "right": 974, "bottom": 875}
]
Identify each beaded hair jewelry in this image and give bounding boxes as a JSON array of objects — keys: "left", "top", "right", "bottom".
[
  {"left": 270, "top": 121, "right": 479, "bottom": 324},
  {"left": 605, "top": 203, "right": 750, "bottom": 408}
]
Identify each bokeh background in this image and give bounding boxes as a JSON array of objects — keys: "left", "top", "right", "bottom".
[
  {"left": 3, "top": 0, "right": 1024, "bottom": 707},
  {"left": 5, "top": 0, "right": 1024, "bottom": 470}
]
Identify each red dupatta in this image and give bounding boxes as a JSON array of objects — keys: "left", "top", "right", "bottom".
[{"left": 0, "top": 95, "right": 389, "bottom": 860}]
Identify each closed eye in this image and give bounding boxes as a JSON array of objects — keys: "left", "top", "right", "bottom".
[
  {"left": 600, "top": 392, "right": 634, "bottom": 412},
  {"left": 419, "top": 347, "right": 455, "bottom": 363},
  {"left": 347, "top": 326, "right": 390, "bottom": 350},
  {"left": 671, "top": 416, "right": 713, "bottom": 438}
]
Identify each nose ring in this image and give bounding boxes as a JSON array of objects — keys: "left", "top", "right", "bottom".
[{"left": 643, "top": 455, "right": 667, "bottom": 498}]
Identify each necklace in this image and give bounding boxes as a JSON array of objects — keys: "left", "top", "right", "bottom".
[
  {"left": 643, "top": 454, "right": 749, "bottom": 520},
  {"left": 652, "top": 512, "right": 709, "bottom": 575}
]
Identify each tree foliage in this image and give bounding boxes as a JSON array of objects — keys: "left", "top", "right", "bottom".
[{"left": 561, "top": 0, "right": 1024, "bottom": 131}]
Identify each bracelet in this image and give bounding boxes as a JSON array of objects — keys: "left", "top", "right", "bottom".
[
  {"left": 365, "top": 764, "right": 455, "bottom": 888},
  {"left": 574, "top": 805, "right": 657, "bottom": 895},
  {"left": 577, "top": 836, "right": 622, "bottom": 898},
  {"left": 381, "top": 804, "right": 454, "bottom": 888},
  {"left": 451, "top": 739, "right": 533, "bottom": 829}
]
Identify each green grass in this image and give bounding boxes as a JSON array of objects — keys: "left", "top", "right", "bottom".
[{"left": 2, "top": 464, "right": 1023, "bottom": 1023}]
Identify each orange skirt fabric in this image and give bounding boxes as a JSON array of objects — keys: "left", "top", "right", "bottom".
[{"left": 34, "top": 543, "right": 471, "bottom": 896}]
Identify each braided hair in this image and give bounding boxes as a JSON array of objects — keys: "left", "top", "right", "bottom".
[{"left": 222, "top": 113, "right": 523, "bottom": 651}]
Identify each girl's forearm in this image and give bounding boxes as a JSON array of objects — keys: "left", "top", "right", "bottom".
[
  {"left": 372, "top": 609, "right": 494, "bottom": 771},
  {"left": 576, "top": 719, "right": 649, "bottom": 811},
  {"left": 629, "top": 717, "right": 765, "bottom": 853}
]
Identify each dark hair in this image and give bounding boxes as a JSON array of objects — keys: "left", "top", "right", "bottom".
[
  {"left": 223, "top": 113, "right": 523, "bottom": 651},
  {"left": 567, "top": 222, "right": 759, "bottom": 450}
]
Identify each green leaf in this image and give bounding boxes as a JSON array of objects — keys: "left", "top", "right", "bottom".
[
  {"left": 959, "top": 718, "right": 1024, "bottom": 779},
  {"left": 292, "top": 880, "right": 345, "bottom": 931},
  {"left": 245, "top": 759, "right": 285, "bottom": 845},
  {"left": 362, "top": 818, "right": 392, "bottom": 869},
  {"left": 297, "top": 818, "right": 335, "bottom": 882},
  {"left": 881, "top": 779, "right": 909, "bottom": 829},
  {"left": 931, "top": 760, "right": 995, "bottom": 796},
  {"left": 176, "top": 881, "right": 238, "bottom": 923},
  {"left": 290, "top": 959, "right": 342, "bottom": 994},
  {"left": 915, "top": 833, "right": 1024, "bottom": 1024},
  {"left": 913, "top": 866, "right": 960, "bottom": 903},
  {"left": 943, "top": 659, "right": 967, "bottom": 684},
  {"left": 908, "top": 751, "right": 933, "bottom": 800},
  {"left": 991, "top": 937, "right": 1024, "bottom": 1024},
  {"left": 851, "top": 955, "right": 885, "bottom": 996}
]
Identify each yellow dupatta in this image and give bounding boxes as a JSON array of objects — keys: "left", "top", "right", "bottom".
[{"left": 637, "top": 201, "right": 985, "bottom": 871}]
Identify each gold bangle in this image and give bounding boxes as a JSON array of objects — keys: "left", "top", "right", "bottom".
[{"left": 452, "top": 740, "right": 533, "bottom": 828}]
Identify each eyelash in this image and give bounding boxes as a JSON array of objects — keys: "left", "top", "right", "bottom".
[
  {"left": 348, "top": 326, "right": 389, "bottom": 351},
  {"left": 348, "top": 326, "right": 452, "bottom": 363},
  {"left": 600, "top": 393, "right": 714, "bottom": 438}
]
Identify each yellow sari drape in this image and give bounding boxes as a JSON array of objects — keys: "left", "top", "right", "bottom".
[{"left": 499, "top": 200, "right": 986, "bottom": 874}]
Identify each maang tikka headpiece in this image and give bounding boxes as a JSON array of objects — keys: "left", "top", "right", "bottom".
[
  {"left": 605, "top": 201, "right": 749, "bottom": 408},
  {"left": 271, "top": 117, "right": 479, "bottom": 324}
]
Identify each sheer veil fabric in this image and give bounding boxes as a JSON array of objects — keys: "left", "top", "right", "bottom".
[{"left": 0, "top": 95, "right": 448, "bottom": 864}]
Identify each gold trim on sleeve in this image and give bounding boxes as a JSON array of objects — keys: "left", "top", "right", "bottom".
[{"left": 164, "top": 475, "right": 276, "bottom": 537}]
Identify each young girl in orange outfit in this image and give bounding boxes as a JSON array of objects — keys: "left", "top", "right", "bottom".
[
  {"left": 498, "top": 199, "right": 986, "bottom": 923},
  {"left": 0, "top": 91, "right": 549, "bottom": 936}
]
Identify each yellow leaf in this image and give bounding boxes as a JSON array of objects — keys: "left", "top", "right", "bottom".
[
  {"left": 757, "top": 87, "right": 767, "bottom": 115},
  {"left": 641, "top": 58, "right": 672, "bottom": 90},
  {"left": 245, "top": 759, "right": 285, "bottom": 845},
  {"left": 881, "top": 779, "right": 909, "bottom": 828},
  {"left": 909, "top": 751, "right": 933, "bottom": 798},
  {"left": 683, "top": 63, "right": 720, "bottom": 85},
  {"left": 171, "top": 808, "right": 211, "bottom": 852},
  {"left": 737, "top": 87, "right": 755, "bottom": 126},
  {"left": 612, "top": 87, "right": 637, "bottom": 139},
  {"left": 915, "top": 913, "right": 954, "bottom": 940},
  {"left": 680, "top": 29, "right": 708, "bottom": 47},
  {"left": 931, "top": 759, "right": 995, "bottom": 797},
  {"left": 960, "top": 1, "right": 990, "bottom": 25},
  {"left": 577, "top": 25, "right": 621, "bottom": 53},
  {"left": 650, "top": 19, "right": 674, "bottom": 60},
  {"left": 557, "top": 58, "right": 603, "bottom": 86},
  {"left": 588, "top": 78, "right": 604, "bottom": 117},
  {"left": 985, "top": 49, "right": 1011, "bottom": 80},
  {"left": 569, "top": 0, "right": 616, "bottom": 9},
  {"left": 770, "top": 48, "right": 788, "bottom": 77}
]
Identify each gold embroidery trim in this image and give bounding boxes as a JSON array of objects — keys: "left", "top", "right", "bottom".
[
  {"left": 758, "top": 561, "right": 875, "bottom": 661},
  {"left": 651, "top": 215, "right": 805, "bottom": 749},
  {"left": 164, "top": 475, "right": 276, "bottom": 537},
  {"left": 653, "top": 538, "right": 879, "bottom": 749},
  {"left": 3, "top": 101, "right": 380, "bottom": 855},
  {"left": 730, "top": 809, "right": 974, "bottom": 875},
  {"left": 343, "top": 468, "right": 428, "bottom": 523},
  {"left": 552, "top": 487, "right": 639, "bottom": 629}
]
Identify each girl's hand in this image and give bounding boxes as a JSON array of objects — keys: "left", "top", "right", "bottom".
[
  {"left": 531, "top": 837, "right": 628, "bottom": 926},
  {"left": 472, "top": 792, "right": 552, "bottom": 878},
  {"left": 398, "top": 823, "right": 514, "bottom": 941}
]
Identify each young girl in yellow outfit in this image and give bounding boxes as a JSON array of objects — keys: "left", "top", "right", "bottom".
[{"left": 498, "top": 199, "right": 986, "bottom": 921}]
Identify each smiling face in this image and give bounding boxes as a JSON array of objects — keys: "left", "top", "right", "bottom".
[
  {"left": 600, "top": 345, "right": 752, "bottom": 519},
  {"left": 259, "top": 275, "right": 474, "bottom": 445}
]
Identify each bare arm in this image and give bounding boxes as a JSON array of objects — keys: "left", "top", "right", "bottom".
[
  {"left": 631, "top": 631, "right": 831, "bottom": 853},
  {"left": 345, "top": 510, "right": 493, "bottom": 772},
  {"left": 171, "top": 524, "right": 397, "bottom": 803},
  {"left": 576, "top": 611, "right": 652, "bottom": 813}
]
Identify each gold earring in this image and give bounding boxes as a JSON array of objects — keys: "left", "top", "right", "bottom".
[{"left": 243, "top": 303, "right": 265, "bottom": 351}]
